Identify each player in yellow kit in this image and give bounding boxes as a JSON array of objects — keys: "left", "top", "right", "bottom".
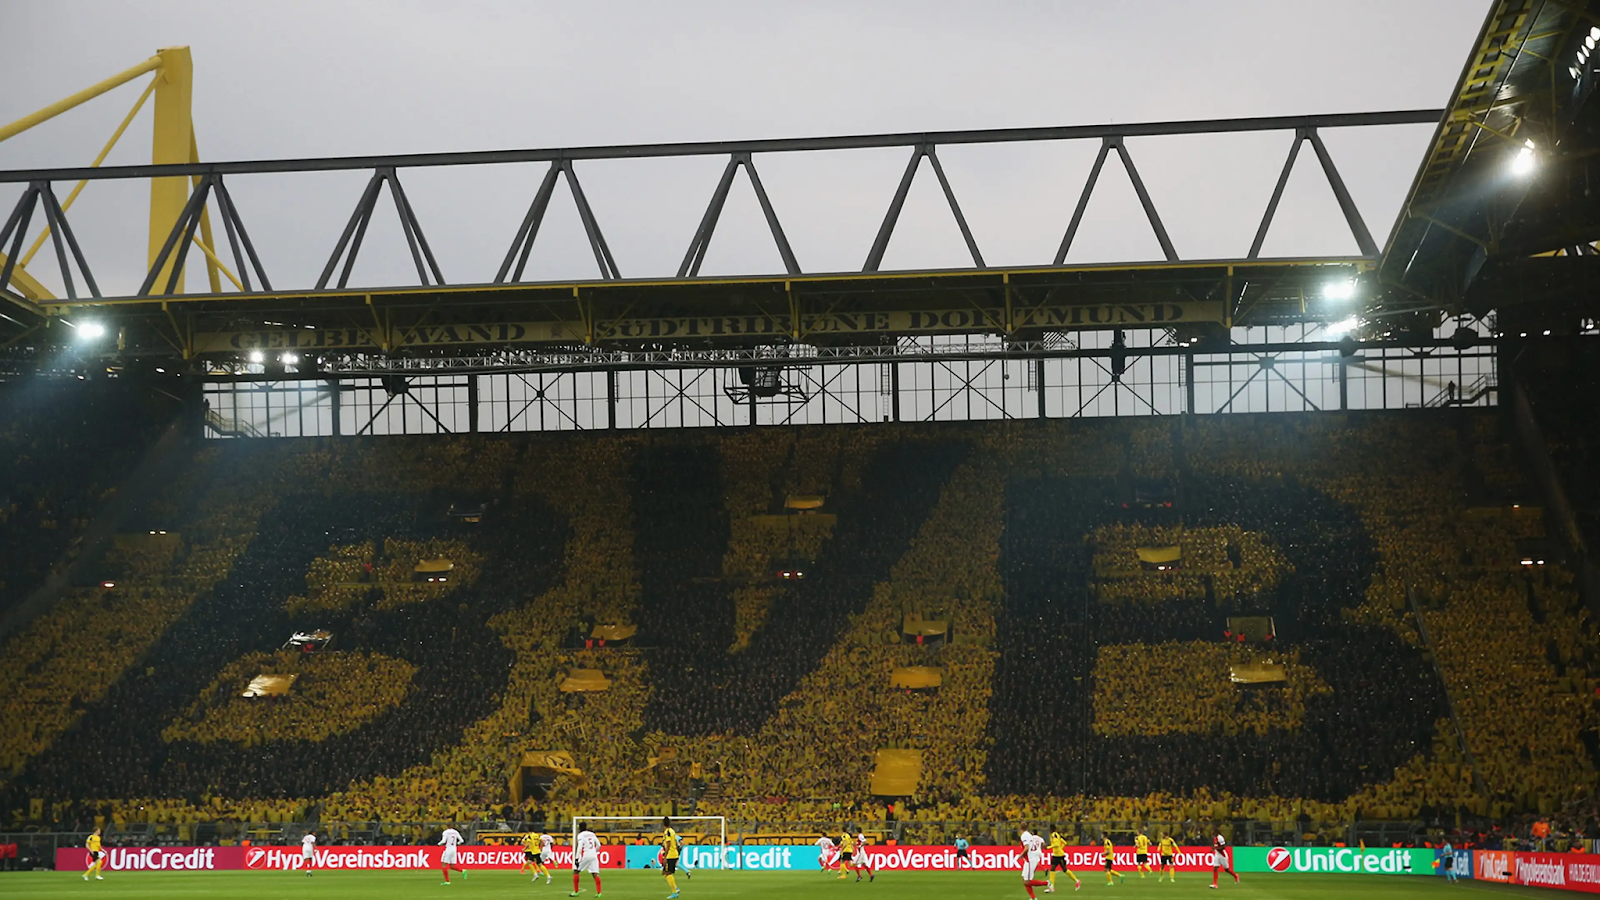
[
  {"left": 1158, "top": 834, "right": 1179, "bottom": 882},
  {"left": 662, "top": 817, "right": 683, "bottom": 899},
  {"left": 1134, "top": 831, "right": 1152, "bottom": 878},
  {"left": 83, "top": 827, "right": 105, "bottom": 881},
  {"left": 838, "top": 832, "right": 856, "bottom": 881},
  {"left": 521, "top": 831, "right": 539, "bottom": 876},
  {"left": 1102, "top": 838, "right": 1124, "bottom": 885},
  {"left": 1046, "top": 831, "right": 1080, "bottom": 892}
]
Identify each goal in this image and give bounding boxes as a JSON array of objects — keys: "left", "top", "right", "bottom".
[{"left": 571, "top": 815, "right": 728, "bottom": 860}]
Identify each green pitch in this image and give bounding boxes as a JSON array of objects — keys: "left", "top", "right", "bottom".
[{"left": 0, "top": 870, "right": 1559, "bottom": 898}]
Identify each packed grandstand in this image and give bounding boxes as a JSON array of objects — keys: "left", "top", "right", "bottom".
[{"left": 1, "top": 373, "right": 1596, "bottom": 869}]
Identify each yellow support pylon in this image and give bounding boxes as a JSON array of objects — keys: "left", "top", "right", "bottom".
[{"left": 148, "top": 46, "right": 194, "bottom": 294}]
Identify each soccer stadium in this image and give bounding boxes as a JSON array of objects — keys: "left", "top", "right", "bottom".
[{"left": 0, "top": 1, "right": 1598, "bottom": 898}]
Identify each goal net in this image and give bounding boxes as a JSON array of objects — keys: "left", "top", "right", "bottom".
[{"left": 571, "top": 815, "right": 728, "bottom": 863}]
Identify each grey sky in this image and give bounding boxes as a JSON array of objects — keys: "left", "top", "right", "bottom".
[{"left": 1, "top": 1, "right": 1482, "bottom": 299}]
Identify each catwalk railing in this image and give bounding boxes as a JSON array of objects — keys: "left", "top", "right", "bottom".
[{"left": 199, "top": 324, "right": 1499, "bottom": 438}]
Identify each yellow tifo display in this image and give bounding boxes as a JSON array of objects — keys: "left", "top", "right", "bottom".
[
  {"left": 1091, "top": 524, "right": 1290, "bottom": 604},
  {"left": 1092, "top": 641, "right": 1329, "bottom": 737},
  {"left": 163, "top": 650, "right": 417, "bottom": 745},
  {"left": 870, "top": 749, "right": 922, "bottom": 796},
  {"left": 285, "top": 539, "right": 482, "bottom": 615}
]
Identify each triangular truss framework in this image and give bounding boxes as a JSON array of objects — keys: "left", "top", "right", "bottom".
[
  {"left": 318, "top": 167, "right": 445, "bottom": 290},
  {"left": 1248, "top": 127, "right": 1378, "bottom": 258},
  {"left": 864, "top": 144, "right": 985, "bottom": 272},
  {"left": 1055, "top": 136, "right": 1177, "bottom": 264},
  {"left": 497, "top": 160, "right": 621, "bottom": 282}
]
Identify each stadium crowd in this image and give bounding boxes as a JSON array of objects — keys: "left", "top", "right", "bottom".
[
  {"left": 0, "top": 413, "right": 1595, "bottom": 844},
  {"left": 0, "top": 379, "right": 176, "bottom": 618}
]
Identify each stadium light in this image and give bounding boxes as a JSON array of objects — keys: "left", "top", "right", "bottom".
[
  {"left": 1511, "top": 140, "right": 1537, "bottom": 177},
  {"left": 282, "top": 352, "right": 301, "bottom": 365},
  {"left": 76, "top": 321, "right": 107, "bottom": 340},
  {"left": 247, "top": 350, "right": 265, "bottom": 364},
  {"left": 1321, "top": 279, "right": 1356, "bottom": 302},
  {"left": 1325, "top": 316, "right": 1360, "bottom": 337}
]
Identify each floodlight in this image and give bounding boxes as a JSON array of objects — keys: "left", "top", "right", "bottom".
[
  {"left": 1572, "top": 66, "right": 1583, "bottom": 79},
  {"left": 282, "top": 352, "right": 301, "bottom": 365},
  {"left": 1588, "top": 34, "right": 1596, "bottom": 50},
  {"left": 247, "top": 350, "right": 265, "bottom": 364},
  {"left": 1590, "top": 25, "right": 1599, "bottom": 39},
  {"left": 1511, "top": 141, "right": 1537, "bottom": 177},
  {"left": 1325, "top": 316, "right": 1360, "bottom": 337},
  {"left": 77, "top": 321, "right": 106, "bottom": 340},
  {"left": 1322, "top": 279, "right": 1356, "bottom": 302}
]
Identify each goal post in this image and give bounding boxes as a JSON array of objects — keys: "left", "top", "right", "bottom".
[{"left": 571, "top": 815, "right": 728, "bottom": 862}]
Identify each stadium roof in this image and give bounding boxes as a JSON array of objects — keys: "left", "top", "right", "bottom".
[{"left": 1377, "top": 0, "right": 1600, "bottom": 325}]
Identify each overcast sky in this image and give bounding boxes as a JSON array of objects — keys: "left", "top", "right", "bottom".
[{"left": 1, "top": 1, "right": 1484, "bottom": 298}]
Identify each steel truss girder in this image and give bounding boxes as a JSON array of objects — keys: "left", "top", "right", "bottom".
[{"left": 0, "top": 109, "right": 1442, "bottom": 319}]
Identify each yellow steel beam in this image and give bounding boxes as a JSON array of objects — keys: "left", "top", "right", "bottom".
[
  {"left": 0, "top": 55, "right": 163, "bottom": 144},
  {"left": 148, "top": 46, "right": 194, "bottom": 293},
  {"left": 187, "top": 235, "right": 243, "bottom": 290},
  {"left": 0, "top": 254, "right": 52, "bottom": 310},
  {"left": 19, "top": 75, "right": 158, "bottom": 268}
]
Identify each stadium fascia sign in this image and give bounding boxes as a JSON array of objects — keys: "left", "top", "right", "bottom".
[
  {"left": 193, "top": 301, "right": 1223, "bottom": 353},
  {"left": 56, "top": 846, "right": 243, "bottom": 871},
  {"left": 624, "top": 845, "right": 1222, "bottom": 872},
  {"left": 1510, "top": 852, "right": 1600, "bottom": 893},
  {"left": 1235, "top": 846, "right": 1434, "bottom": 875},
  {"left": 57, "top": 844, "right": 625, "bottom": 872},
  {"left": 626, "top": 844, "right": 818, "bottom": 870}
]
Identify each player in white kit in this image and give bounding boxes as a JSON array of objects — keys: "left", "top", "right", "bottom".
[
  {"left": 816, "top": 834, "right": 837, "bottom": 873},
  {"left": 570, "top": 826, "right": 602, "bottom": 897},
  {"left": 539, "top": 831, "right": 555, "bottom": 884},
  {"left": 301, "top": 831, "right": 316, "bottom": 877},
  {"left": 439, "top": 826, "right": 466, "bottom": 885},
  {"left": 1020, "top": 829, "right": 1049, "bottom": 899},
  {"left": 854, "top": 831, "right": 876, "bottom": 882}
]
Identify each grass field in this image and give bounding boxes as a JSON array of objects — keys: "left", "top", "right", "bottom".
[{"left": 0, "top": 871, "right": 1565, "bottom": 899}]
